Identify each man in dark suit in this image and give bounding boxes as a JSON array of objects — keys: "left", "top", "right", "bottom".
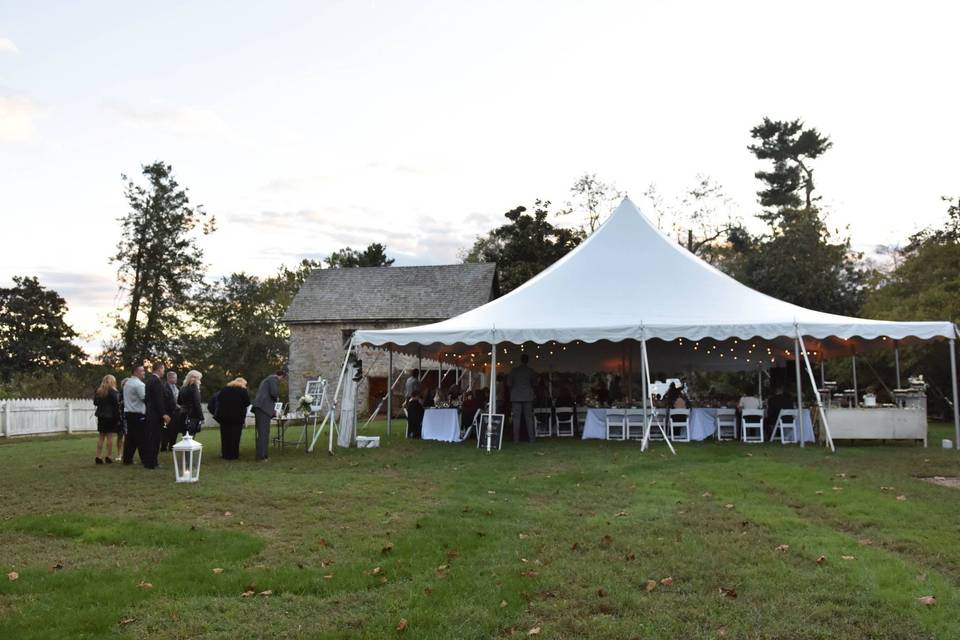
[
  {"left": 252, "top": 369, "right": 286, "bottom": 462},
  {"left": 143, "top": 362, "right": 174, "bottom": 469},
  {"left": 160, "top": 370, "right": 180, "bottom": 452},
  {"left": 507, "top": 354, "right": 537, "bottom": 443}
]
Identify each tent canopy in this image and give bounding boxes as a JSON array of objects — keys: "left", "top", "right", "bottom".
[{"left": 354, "top": 198, "right": 954, "bottom": 365}]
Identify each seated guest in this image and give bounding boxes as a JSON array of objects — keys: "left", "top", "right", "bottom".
[
  {"left": 738, "top": 387, "right": 761, "bottom": 411},
  {"left": 215, "top": 378, "right": 251, "bottom": 460},
  {"left": 406, "top": 391, "right": 425, "bottom": 438}
]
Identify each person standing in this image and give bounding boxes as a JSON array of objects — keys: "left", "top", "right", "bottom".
[
  {"left": 160, "top": 370, "right": 181, "bottom": 452},
  {"left": 404, "top": 369, "right": 420, "bottom": 400},
  {"left": 252, "top": 369, "right": 286, "bottom": 462},
  {"left": 405, "top": 390, "right": 425, "bottom": 439},
  {"left": 93, "top": 375, "right": 122, "bottom": 464},
  {"left": 216, "top": 378, "right": 250, "bottom": 460},
  {"left": 507, "top": 354, "right": 537, "bottom": 443},
  {"left": 178, "top": 370, "right": 204, "bottom": 437},
  {"left": 143, "top": 363, "right": 173, "bottom": 469},
  {"left": 121, "top": 366, "right": 147, "bottom": 465}
]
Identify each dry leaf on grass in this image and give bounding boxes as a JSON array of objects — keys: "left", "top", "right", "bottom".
[
  {"left": 137, "top": 581, "right": 153, "bottom": 590},
  {"left": 644, "top": 579, "right": 657, "bottom": 592},
  {"left": 917, "top": 595, "right": 937, "bottom": 606},
  {"left": 518, "top": 533, "right": 529, "bottom": 539},
  {"left": 660, "top": 577, "right": 674, "bottom": 586},
  {"left": 212, "top": 568, "right": 224, "bottom": 574},
  {"left": 570, "top": 542, "right": 580, "bottom": 551},
  {"left": 528, "top": 626, "right": 541, "bottom": 636},
  {"left": 701, "top": 491, "right": 712, "bottom": 498},
  {"left": 223, "top": 511, "right": 232, "bottom": 517},
  {"left": 724, "top": 504, "right": 735, "bottom": 509},
  {"left": 259, "top": 590, "right": 273, "bottom": 597},
  {"left": 241, "top": 590, "right": 255, "bottom": 598},
  {"left": 816, "top": 555, "right": 827, "bottom": 565},
  {"left": 615, "top": 511, "right": 627, "bottom": 517},
  {"left": 896, "top": 495, "right": 908, "bottom": 501},
  {"left": 841, "top": 555, "right": 856, "bottom": 561},
  {"left": 597, "top": 587, "right": 607, "bottom": 598},
  {"left": 382, "top": 543, "right": 394, "bottom": 554},
  {"left": 51, "top": 562, "right": 64, "bottom": 571},
  {"left": 858, "top": 538, "right": 874, "bottom": 546},
  {"left": 447, "top": 549, "right": 460, "bottom": 559},
  {"left": 521, "top": 570, "right": 538, "bottom": 578},
  {"left": 815, "top": 490, "right": 824, "bottom": 495},
  {"left": 396, "top": 618, "right": 408, "bottom": 631},
  {"left": 7, "top": 571, "right": 19, "bottom": 582},
  {"left": 719, "top": 586, "right": 737, "bottom": 599},
  {"left": 500, "top": 600, "right": 507, "bottom": 608},
  {"left": 118, "top": 618, "right": 136, "bottom": 626},
  {"left": 600, "top": 535, "right": 613, "bottom": 547},
  {"left": 625, "top": 552, "right": 636, "bottom": 561},
  {"left": 776, "top": 544, "right": 790, "bottom": 552},
  {"left": 323, "top": 574, "right": 334, "bottom": 579}
]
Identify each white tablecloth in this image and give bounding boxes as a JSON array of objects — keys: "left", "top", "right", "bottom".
[
  {"left": 422, "top": 408, "right": 460, "bottom": 442},
  {"left": 582, "top": 407, "right": 814, "bottom": 442}
]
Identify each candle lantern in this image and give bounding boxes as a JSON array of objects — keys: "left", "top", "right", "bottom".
[{"left": 172, "top": 433, "right": 203, "bottom": 483}]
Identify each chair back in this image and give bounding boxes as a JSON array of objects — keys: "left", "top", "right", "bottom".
[
  {"left": 669, "top": 408, "right": 690, "bottom": 426},
  {"left": 742, "top": 409, "right": 764, "bottom": 425},
  {"left": 777, "top": 409, "right": 798, "bottom": 424}
]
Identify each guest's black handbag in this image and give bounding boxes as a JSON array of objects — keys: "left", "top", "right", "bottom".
[{"left": 186, "top": 416, "right": 202, "bottom": 435}]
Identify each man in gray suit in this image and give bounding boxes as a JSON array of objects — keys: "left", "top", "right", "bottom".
[
  {"left": 252, "top": 369, "right": 286, "bottom": 461},
  {"left": 507, "top": 354, "right": 537, "bottom": 443}
]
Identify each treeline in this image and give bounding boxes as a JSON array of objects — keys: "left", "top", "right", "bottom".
[{"left": 2, "top": 118, "right": 957, "bottom": 413}]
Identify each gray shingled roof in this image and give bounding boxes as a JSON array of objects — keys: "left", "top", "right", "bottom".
[{"left": 282, "top": 263, "right": 498, "bottom": 323}]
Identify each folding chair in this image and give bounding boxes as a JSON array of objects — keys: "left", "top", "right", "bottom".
[
  {"left": 605, "top": 409, "right": 626, "bottom": 440},
  {"left": 625, "top": 409, "right": 646, "bottom": 440},
  {"left": 555, "top": 407, "right": 575, "bottom": 437},
  {"left": 715, "top": 408, "right": 737, "bottom": 441},
  {"left": 741, "top": 409, "right": 765, "bottom": 443},
  {"left": 770, "top": 409, "right": 799, "bottom": 444},
  {"left": 668, "top": 409, "right": 691, "bottom": 442},
  {"left": 534, "top": 408, "right": 553, "bottom": 438},
  {"left": 458, "top": 408, "right": 482, "bottom": 442},
  {"left": 647, "top": 408, "right": 668, "bottom": 441}
]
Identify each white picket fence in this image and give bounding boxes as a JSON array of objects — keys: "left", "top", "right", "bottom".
[{"left": 0, "top": 398, "right": 98, "bottom": 437}]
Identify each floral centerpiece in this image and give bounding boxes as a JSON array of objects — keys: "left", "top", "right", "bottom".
[{"left": 298, "top": 394, "right": 314, "bottom": 415}]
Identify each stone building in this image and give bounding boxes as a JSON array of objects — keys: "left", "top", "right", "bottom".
[{"left": 282, "top": 264, "right": 498, "bottom": 414}]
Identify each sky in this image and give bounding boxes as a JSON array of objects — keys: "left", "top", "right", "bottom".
[{"left": 1, "top": 0, "right": 958, "bottom": 355}]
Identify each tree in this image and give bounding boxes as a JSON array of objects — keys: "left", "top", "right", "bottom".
[
  {"left": 644, "top": 175, "right": 744, "bottom": 267},
  {"left": 564, "top": 173, "right": 623, "bottom": 233},
  {"left": 463, "top": 200, "right": 583, "bottom": 293},
  {"left": 860, "top": 196, "right": 960, "bottom": 416},
  {"left": 748, "top": 117, "right": 832, "bottom": 218},
  {"left": 0, "top": 276, "right": 85, "bottom": 380},
  {"left": 110, "top": 162, "right": 215, "bottom": 368},
  {"left": 325, "top": 243, "right": 394, "bottom": 268}
]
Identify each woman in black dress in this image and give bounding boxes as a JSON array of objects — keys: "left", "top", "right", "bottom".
[
  {"left": 215, "top": 377, "right": 251, "bottom": 460},
  {"left": 93, "top": 375, "right": 122, "bottom": 464},
  {"left": 177, "top": 370, "right": 205, "bottom": 437}
]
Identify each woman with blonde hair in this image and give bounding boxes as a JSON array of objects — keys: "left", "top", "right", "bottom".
[
  {"left": 93, "top": 374, "right": 122, "bottom": 464},
  {"left": 176, "top": 370, "right": 204, "bottom": 437},
  {"left": 215, "top": 377, "right": 251, "bottom": 460}
]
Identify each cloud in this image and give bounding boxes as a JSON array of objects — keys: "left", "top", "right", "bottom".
[
  {"left": 0, "top": 94, "right": 42, "bottom": 141},
  {"left": 104, "top": 100, "right": 235, "bottom": 139},
  {"left": 0, "top": 37, "right": 17, "bottom": 54}
]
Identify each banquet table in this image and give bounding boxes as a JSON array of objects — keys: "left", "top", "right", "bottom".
[
  {"left": 582, "top": 407, "right": 815, "bottom": 442},
  {"left": 422, "top": 408, "right": 461, "bottom": 442}
]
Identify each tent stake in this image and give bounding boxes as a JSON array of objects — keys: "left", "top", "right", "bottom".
[{"left": 797, "top": 327, "right": 836, "bottom": 452}]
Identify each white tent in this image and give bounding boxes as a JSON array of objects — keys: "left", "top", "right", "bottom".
[{"left": 335, "top": 198, "right": 958, "bottom": 452}]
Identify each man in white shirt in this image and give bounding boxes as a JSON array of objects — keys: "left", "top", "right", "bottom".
[
  {"left": 738, "top": 395, "right": 761, "bottom": 411},
  {"left": 121, "top": 366, "right": 146, "bottom": 465}
]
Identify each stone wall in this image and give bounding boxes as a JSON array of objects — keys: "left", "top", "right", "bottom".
[{"left": 287, "top": 320, "right": 425, "bottom": 415}]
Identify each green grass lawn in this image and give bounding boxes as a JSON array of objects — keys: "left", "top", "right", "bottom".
[{"left": 2, "top": 421, "right": 960, "bottom": 639}]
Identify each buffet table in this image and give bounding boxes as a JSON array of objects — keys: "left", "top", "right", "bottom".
[
  {"left": 582, "top": 407, "right": 814, "bottom": 442},
  {"left": 422, "top": 408, "right": 461, "bottom": 442},
  {"left": 824, "top": 406, "right": 926, "bottom": 445}
]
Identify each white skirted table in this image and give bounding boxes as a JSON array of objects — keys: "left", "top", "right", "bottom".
[
  {"left": 582, "top": 407, "right": 814, "bottom": 442},
  {"left": 422, "top": 408, "right": 461, "bottom": 442}
]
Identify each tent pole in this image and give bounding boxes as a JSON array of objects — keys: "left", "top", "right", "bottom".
[
  {"left": 308, "top": 339, "right": 353, "bottom": 453},
  {"left": 387, "top": 348, "right": 393, "bottom": 437},
  {"left": 487, "top": 334, "right": 497, "bottom": 453},
  {"left": 894, "top": 341, "right": 901, "bottom": 388},
  {"left": 757, "top": 368, "right": 762, "bottom": 403},
  {"left": 950, "top": 337, "right": 959, "bottom": 452},
  {"left": 797, "top": 328, "right": 835, "bottom": 452},
  {"left": 851, "top": 352, "right": 858, "bottom": 406},
  {"left": 640, "top": 334, "right": 651, "bottom": 452},
  {"left": 794, "top": 335, "right": 805, "bottom": 448},
  {"left": 640, "top": 335, "right": 675, "bottom": 455}
]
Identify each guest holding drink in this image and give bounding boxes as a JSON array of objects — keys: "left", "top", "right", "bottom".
[{"left": 93, "top": 375, "right": 122, "bottom": 464}]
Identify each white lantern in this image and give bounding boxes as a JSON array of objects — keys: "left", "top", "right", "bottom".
[{"left": 172, "top": 433, "right": 203, "bottom": 483}]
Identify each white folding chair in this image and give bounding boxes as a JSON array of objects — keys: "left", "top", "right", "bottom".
[
  {"left": 770, "top": 409, "right": 799, "bottom": 444},
  {"left": 646, "top": 408, "right": 667, "bottom": 441},
  {"left": 605, "top": 409, "right": 626, "bottom": 441},
  {"left": 715, "top": 408, "right": 737, "bottom": 441},
  {"left": 555, "top": 407, "right": 575, "bottom": 437},
  {"left": 625, "top": 409, "right": 646, "bottom": 440},
  {"left": 533, "top": 408, "right": 553, "bottom": 438},
  {"left": 741, "top": 409, "right": 765, "bottom": 443},
  {"left": 668, "top": 409, "right": 691, "bottom": 442}
]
